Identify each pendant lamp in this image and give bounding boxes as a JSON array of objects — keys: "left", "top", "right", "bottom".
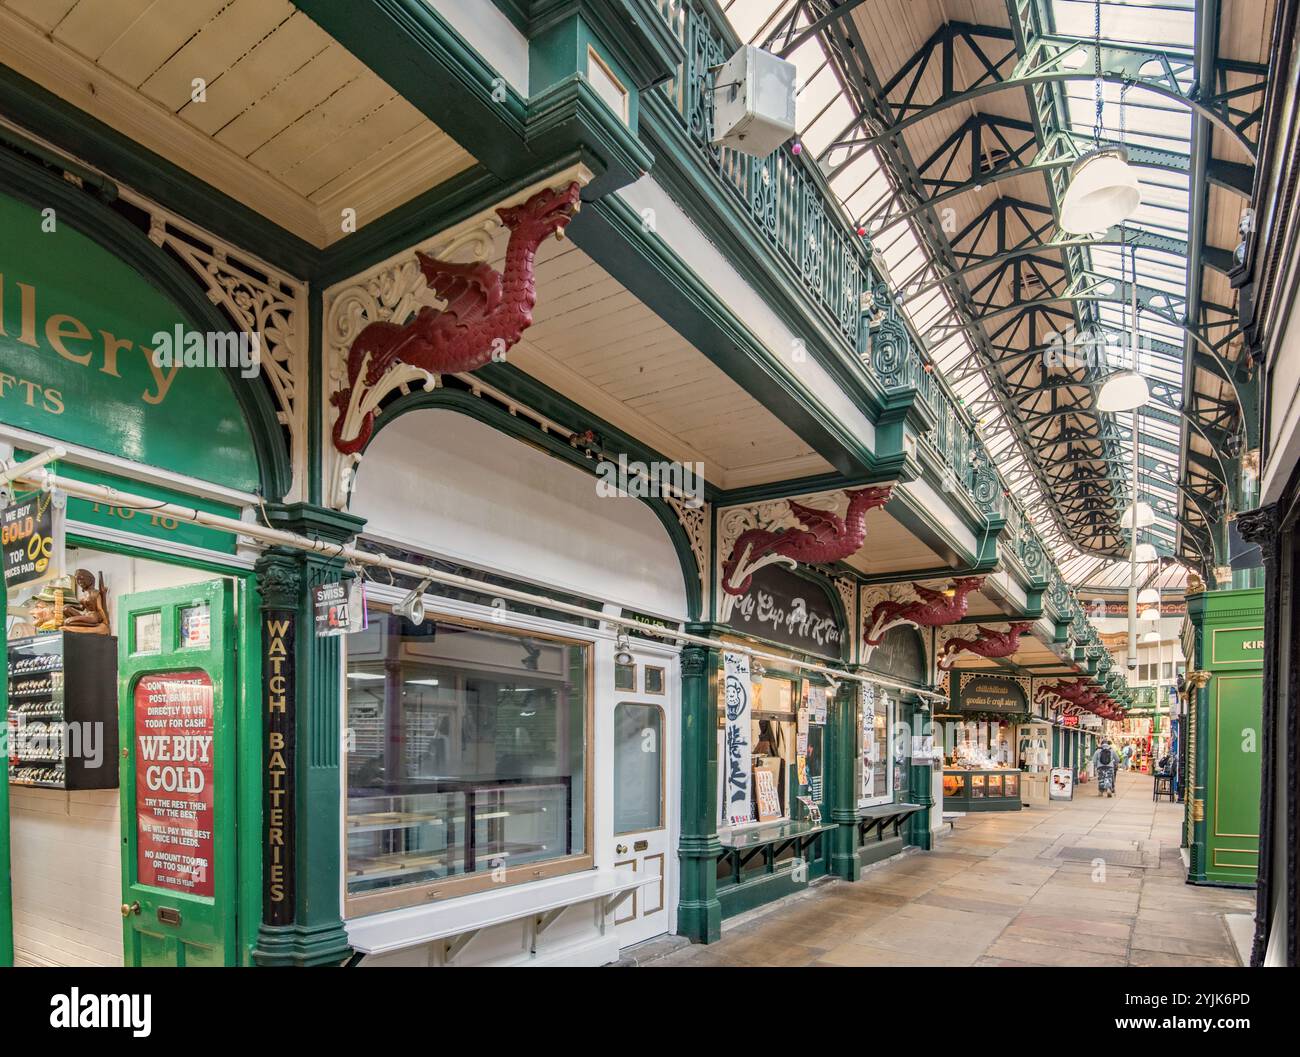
[
  {"left": 1120, "top": 501, "right": 1156, "bottom": 529},
  {"left": 1096, "top": 369, "right": 1150, "bottom": 412},
  {"left": 1133, "top": 542, "right": 1158, "bottom": 563},
  {"left": 1059, "top": 147, "right": 1142, "bottom": 234}
]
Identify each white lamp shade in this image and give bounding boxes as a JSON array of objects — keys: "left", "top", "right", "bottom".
[
  {"left": 1059, "top": 148, "right": 1142, "bottom": 234},
  {"left": 1139, "top": 606, "right": 1161, "bottom": 621},
  {"left": 1120, "top": 501, "right": 1156, "bottom": 529},
  {"left": 1137, "top": 588, "right": 1161, "bottom": 605},
  {"left": 1142, "top": 631, "right": 1161, "bottom": 643},
  {"left": 1096, "top": 370, "right": 1150, "bottom": 412},
  {"left": 1133, "top": 542, "right": 1158, "bottom": 562}
]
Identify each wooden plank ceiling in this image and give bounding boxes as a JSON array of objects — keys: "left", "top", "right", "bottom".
[{"left": 0, "top": 0, "right": 474, "bottom": 246}]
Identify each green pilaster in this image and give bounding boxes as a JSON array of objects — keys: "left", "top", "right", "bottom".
[
  {"left": 252, "top": 503, "right": 366, "bottom": 966},
  {"left": 0, "top": 586, "right": 11, "bottom": 967},
  {"left": 907, "top": 702, "right": 934, "bottom": 850},
  {"left": 1183, "top": 587, "right": 1264, "bottom": 886},
  {"left": 827, "top": 681, "right": 860, "bottom": 881},
  {"left": 677, "top": 635, "right": 721, "bottom": 943}
]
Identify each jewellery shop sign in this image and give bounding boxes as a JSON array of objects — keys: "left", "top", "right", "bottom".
[
  {"left": 728, "top": 565, "right": 845, "bottom": 660},
  {"left": 2, "top": 487, "right": 66, "bottom": 592}
]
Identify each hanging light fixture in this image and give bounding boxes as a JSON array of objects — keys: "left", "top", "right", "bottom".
[
  {"left": 1133, "top": 542, "right": 1158, "bottom": 563},
  {"left": 1137, "top": 588, "right": 1161, "bottom": 606},
  {"left": 1139, "top": 606, "right": 1161, "bottom": 621},
  {"left": 1059, "top": 1, "right": 1142, "bottom": 234},
  {"left": 1096, "top": 369, "right": 1150, "bottom": 411},
  {"left": 1059, "top": 149, "right": 1142, "bottom": 234},
  {"left": 1119, "top": 501, "right": 1156, "bottom": 529},
  {"left": 1142, "top": 630, "right": 1161, "bottom": 643}
]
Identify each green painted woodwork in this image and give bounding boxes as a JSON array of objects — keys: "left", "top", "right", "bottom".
[
  {"left": 677, "top": 637, "right": 721, "bottom": 942},
  {"left": 251, "top": 504, "right": 364, "bottom": 966},
  {"left": 119, "top": 580, "right": 237, "bottom": 967},
  {"left": 0, "top": 586, "right": 11, "bottom": 967},
  {"left": 0, "top": 192, "right": 258, "bottom": 492},
  {"left": 1184, "top": 587, "right": 1264, "bottom": 886},
  {"left": 827, "top": 681, "right": 860, "bottom": 881},
  {"left": 906, "top": 702, "right": 935, "bottom": 849}
]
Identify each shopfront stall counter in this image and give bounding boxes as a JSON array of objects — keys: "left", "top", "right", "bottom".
[
  {"left": 715, "top": 818, "right": 836, "bottom": 918},
  {"left": 856, "top": 802, "right": 922, "bottom": 867},
  {"left": 344, "top": 868, "right": 655, "bottom": 966},
  {"left": 941, "top": 769, "right": 1023, "bottom": 811}
]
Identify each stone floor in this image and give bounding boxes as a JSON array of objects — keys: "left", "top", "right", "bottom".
[{"left": 651, "top": 770, "right": 1255, "bottom": 967}]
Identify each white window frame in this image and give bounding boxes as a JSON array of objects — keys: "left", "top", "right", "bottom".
[{"left": 857, "top": 685, "right": 896, "bottom": 809}]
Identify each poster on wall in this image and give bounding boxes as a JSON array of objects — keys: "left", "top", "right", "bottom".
[
  {"left": 134, "top": 670, "right": 216, "bottom": 897},
  {"left": 753, "top": 766, "right": 782, "bottom": 821},
  {"left": 722, "top": 651, "right": 754, "bottom": 827},
  {"left": 806, "top": 684, "right": 828, "bottom": 724},
  {"left": 1049, "top": 766, "right": 1074, "bottom": 801},
  {"left": 1, "top": 488, "right": 65, "bottom": 592}
]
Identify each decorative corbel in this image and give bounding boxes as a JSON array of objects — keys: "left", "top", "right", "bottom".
[
  {"left": 321, "top": 168, "right": 592, "bottom": 509},
  {"left": 861, "top": 575, "right": 986, "bottom": 646},
  {"left": 715, "top": 486, "right": 892, "bottom": 623},
  {"left": 937, "top": 621, "right": 1033, "bottom": 670}
]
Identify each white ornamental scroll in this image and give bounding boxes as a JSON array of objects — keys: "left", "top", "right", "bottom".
[{"left": 722, "top": 651, "right": 754, "bottom": 827}]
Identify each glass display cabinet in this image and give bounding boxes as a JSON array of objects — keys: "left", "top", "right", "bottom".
[{"left": 941, "top": 768, "right": 1022, "bottom": 811}]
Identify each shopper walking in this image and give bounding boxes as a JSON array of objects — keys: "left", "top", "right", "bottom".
[
  {"left": 1121, "top": 742, "right": 1135, "bottom": 771},
  {"left": 1093, "top": 739, "right": 1119, "bottom": 797}
]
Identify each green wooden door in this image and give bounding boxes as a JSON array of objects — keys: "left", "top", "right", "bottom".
[{"left": 119, "top": 580, "right": 236, "bottom": 966}]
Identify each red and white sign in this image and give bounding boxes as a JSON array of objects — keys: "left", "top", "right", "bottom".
[{"left": 134, "top": 670, "right": 215, "bottom": 897}]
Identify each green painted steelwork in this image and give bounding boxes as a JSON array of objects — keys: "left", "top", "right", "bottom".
[{"left": 677, "top": 637, "right": 721, "bottom": 943}]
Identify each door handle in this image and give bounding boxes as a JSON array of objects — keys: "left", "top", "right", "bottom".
[
  {"left": 616, "top": 843, "right": 628, "bottom": 855},
  {"left": 120, "top": 901, "right": 140, "bottom": 918}
]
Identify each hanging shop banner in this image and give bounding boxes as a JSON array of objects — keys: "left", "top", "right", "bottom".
[
  {"left": 796, "top": 704, "right": 809, "bottom": 785},
  {"left": 1, "top": 488, "right": 65, "bottom": 592},
  {"left": 950, "top": 671, "right": 1031, "bottom": 713},
  {"left": 1049, "top": 767, "right": 1075, "bottom": 801},
  {"left": 312, "top": 578, "right": 367, "bottom": 637},
  {"left": 134, "top": 670, "right": 216, "bottom": 897},
  {"left": 263, "top": 609, "right": 296, "bottom": 925},
  {"left": 727, "top": 565, "right": 844, "bottom": 659},
  {"left": 861, "top": 682, "right": 877, "bottom": 798},
  {"left": 721, "top": 651, "right": 754, "bottom": 827}
]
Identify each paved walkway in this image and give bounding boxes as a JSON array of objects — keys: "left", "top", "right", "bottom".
[{"left": 652, "top": 770, "right": 1254, "bottom": 967}]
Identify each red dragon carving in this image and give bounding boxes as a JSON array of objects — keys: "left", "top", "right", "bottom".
[
  {"left": 864, "top": 576, "right": 985, "bottom": 646},
  {"left": 331, "top": 182, "right": 582, "bottom": 454},
  {"left": 1035, "top": 679, "right": 1089, "bottom": 706},
  {"left": 938, "top": 621, "right": 1033, "bottom": 670},
  {"left": 721, "top": 486, "right": 893, "bottom": 596}
]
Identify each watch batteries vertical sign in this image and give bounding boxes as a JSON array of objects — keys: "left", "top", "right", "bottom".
[{"left": 134, "top": 671, "right": 215, "bottom": 896}]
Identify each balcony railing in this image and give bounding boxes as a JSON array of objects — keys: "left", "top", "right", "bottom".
[{"left": 649, "top": 0, "right": 1109, "bottom": 652}]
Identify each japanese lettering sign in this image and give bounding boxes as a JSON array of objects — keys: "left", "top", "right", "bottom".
[{"left": 722, "top": 651, "right": 754, "bottom": 827}]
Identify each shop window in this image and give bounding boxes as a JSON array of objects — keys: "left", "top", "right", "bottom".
[
  {"left": 614, "top": 703, "right": 663, "bottom": 834},
  {"left": 614, "top": 661, "right": 636, "bottom": 691},
  {"left": 858, "top": 684, "right": 895, "bottom": 807},
  {"left": 345, "top": 609, "right": 590, "bottom": 910}
]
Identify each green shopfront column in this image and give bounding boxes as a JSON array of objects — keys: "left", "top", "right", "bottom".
[
  {"left": 906, "top": 700, "right": 934, "bottom": 850},
  {"left": 252, "top": 503, "right": 365, "bottom": 965},
  {"left": 827, "top": 680, "right": 860, "bottom": 881},
  {"left": 1184, "top": 588, "right": 1264, "bottom": 886},
  {"left": 677, "top": 636, "right": 722, "bottom": 943}
]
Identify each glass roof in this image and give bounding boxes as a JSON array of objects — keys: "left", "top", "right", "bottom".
[{"left": 720, "top": 0, "right": 1197, "bottom": 591}]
